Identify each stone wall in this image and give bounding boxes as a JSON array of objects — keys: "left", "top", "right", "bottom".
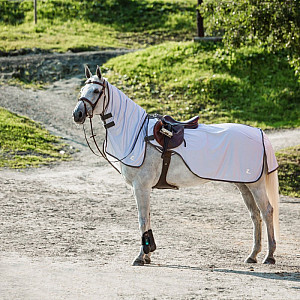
[{"left": 0, "top": 49, "right": 132, "bottom": 82}]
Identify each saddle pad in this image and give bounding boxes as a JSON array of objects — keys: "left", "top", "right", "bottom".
[{"left": 148, "top": 119, "right": 278, "bottom": 183}]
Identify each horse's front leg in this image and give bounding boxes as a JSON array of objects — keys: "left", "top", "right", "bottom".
[{"left": 132, "top": 185, "right": 156, "bottom": 266}]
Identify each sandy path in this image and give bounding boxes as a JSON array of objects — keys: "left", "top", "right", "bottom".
[{"left": 0, "top": 80, "right": 299, "bottom": 299}]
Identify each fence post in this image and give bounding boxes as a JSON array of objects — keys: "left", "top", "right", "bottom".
[{"left": 34, "top": 0, "right": 37, "bottom": 24}]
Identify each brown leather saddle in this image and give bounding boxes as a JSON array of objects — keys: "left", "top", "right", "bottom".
[
  {"left": 153, "top": 115, "right": 199, "bottom": 151},
  {"left": 151, "top": 115, "right": 199, "bottom": 189}
]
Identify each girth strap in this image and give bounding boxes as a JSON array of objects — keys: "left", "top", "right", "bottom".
[{"left": 153, "top": 151, "right": 178, "bottom": 190}]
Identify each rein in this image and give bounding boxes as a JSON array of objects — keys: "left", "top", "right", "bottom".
[{"left": 79, "top": 79, "right": 121, "bottom": 174}]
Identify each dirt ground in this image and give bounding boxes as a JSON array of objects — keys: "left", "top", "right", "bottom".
[{"left": 0, "top": 62, "right": 299, "bottom": 299}]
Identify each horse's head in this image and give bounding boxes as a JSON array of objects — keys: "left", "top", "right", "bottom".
[{"left": 73, "top": 65, "right": 106, "bottom": 124}]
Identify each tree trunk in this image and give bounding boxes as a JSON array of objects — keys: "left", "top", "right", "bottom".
[{"left": 197, "top": 0, "right": 204, "bottom": 37}]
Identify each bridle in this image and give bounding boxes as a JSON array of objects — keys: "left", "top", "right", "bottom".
[
  {"left": 78, "top": 78, "right": 116, "bottom": 129},
  {"left": 78, "top": 79, "right": 120, "bottom": 173},
  {"left": 78, "top": 79, "right": 106, "bottom": 118}
]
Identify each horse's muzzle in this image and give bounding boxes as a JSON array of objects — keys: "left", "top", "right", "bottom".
[{"left": 73, "top": 101, "right": 86, "bottom": 124}]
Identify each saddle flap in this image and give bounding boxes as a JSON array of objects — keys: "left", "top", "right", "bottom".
[{"left": 153, "top": 120, "right": 184, "bottom": 149}]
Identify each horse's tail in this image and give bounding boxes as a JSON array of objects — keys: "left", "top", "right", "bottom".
[{"left": 265, "top": 170, "right": 280, "bottom": 240}]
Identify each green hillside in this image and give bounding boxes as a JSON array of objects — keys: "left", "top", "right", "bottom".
[
  {"left": 0, "top": 0, "right": 196, "bottom": 53},
  {"left": 104, "top": 42, "right": 300, "bottom": 129},
  {"left": 0, "top": 107, "right": 70, "bottom": 168}
]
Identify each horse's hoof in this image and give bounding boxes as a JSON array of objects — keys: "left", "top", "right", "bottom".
[
  {"left": 263, "top": 257, "right": 276, "bottom": 264},
  {"left": 144, "top": 256, "right": 151, "bottom": 264},
  {"left": 245, "top": 257, "right": 257, "bottom": 264},
  {"left": 132, "top": 258, "right": 145, "bottom": 266}
]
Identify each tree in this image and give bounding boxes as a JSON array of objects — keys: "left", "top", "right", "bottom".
[
  {"left": 197, "top": 0, "right": 204, "bottom": 37},
  {"left": 199, "top": 0, "right": 300, "bottom": 75}
]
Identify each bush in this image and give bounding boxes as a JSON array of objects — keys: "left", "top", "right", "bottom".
[
  {"left": 199, "top": 0, "right": 300, "bottom": 76},
  {"left": 276, "top": 145, "right": 300, "bottom": 198},
  {"left": 0, "top": 0, "right": 30, "bottom": 24}
]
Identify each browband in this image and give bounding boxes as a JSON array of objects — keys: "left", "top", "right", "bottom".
[{"left": 85, "top": 80, "right": 106, "bottom": 87}]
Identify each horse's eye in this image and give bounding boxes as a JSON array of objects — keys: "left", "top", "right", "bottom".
[{"left": 93, "top": 89, "right": 100, "bottom": 94}]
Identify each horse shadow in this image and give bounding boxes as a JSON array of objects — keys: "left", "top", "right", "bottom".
[
  {"left": 147, "top": 264, "right": 300, "bottom": 283},
  {"left": 213, "top": 268, "right": 300, "bottom": 283}
]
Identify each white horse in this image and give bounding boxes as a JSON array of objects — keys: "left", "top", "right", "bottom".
[{"left": 73, "top": 66, "right": 279, "bottom": 266}]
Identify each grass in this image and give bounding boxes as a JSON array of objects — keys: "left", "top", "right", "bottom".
[
  {"left": 0, "top": 21, "right": 127, "bottom": 53},
  {"left": 0, "top": 0, "right": 196, "bottom": 53},
  {"left": 5, "top": 78, "right": 46, "bottom": 90},
  {"left": 103, "top": 41, "right": 300, "bottom": 129},
  {"left": 276, "top": 145, "right": 300, "bottom": 198},
  {"left": 0, "top": 107, "right": 71, "bottom": 168},
  {"left": 0, "top": 1, "right": 299, "bottom": 197}
]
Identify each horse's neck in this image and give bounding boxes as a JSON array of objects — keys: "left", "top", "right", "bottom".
[
  {"left": 103, "top": 82, "right": 147, "bottom": 164},
  {"left": 107, "top": 82, "right": 146, "bottom": 131}
]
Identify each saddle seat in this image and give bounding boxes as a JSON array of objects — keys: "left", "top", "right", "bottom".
[
  {"left": 162, "top": 115, "right": 199, "bottom": 129},
  {"left": 153, "top": 115, "right": 199, "bottom": 149}
]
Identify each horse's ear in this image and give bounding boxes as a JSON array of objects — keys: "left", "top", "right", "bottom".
[
  {"left": 96, "top": 65, "right": 102, "bottom": 79},
  {"left": 85, "top": 65, "right": 92, "bottom": 79}
]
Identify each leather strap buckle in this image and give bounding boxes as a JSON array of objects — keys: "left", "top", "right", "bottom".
[
  {"left": 104, "top": 121, "right": 115, "bottom": 129},
  {"left": 160, "top": 127, "right": 173, "bottom": 138},
  {"left": 101, "top": 113, "right": 113, "bottom": 121}
]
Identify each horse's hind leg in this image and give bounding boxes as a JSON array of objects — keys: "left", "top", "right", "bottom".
[
  {"left": 247, "top": 177, "right": 276, "bottom": 264},
  {"left": 236, "top": 183, "right": 262, "bottom": 263}
]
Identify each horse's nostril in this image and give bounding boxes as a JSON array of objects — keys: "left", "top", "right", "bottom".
[{"left": 79, "top": 111, "right": 83, "bottom": 118}]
